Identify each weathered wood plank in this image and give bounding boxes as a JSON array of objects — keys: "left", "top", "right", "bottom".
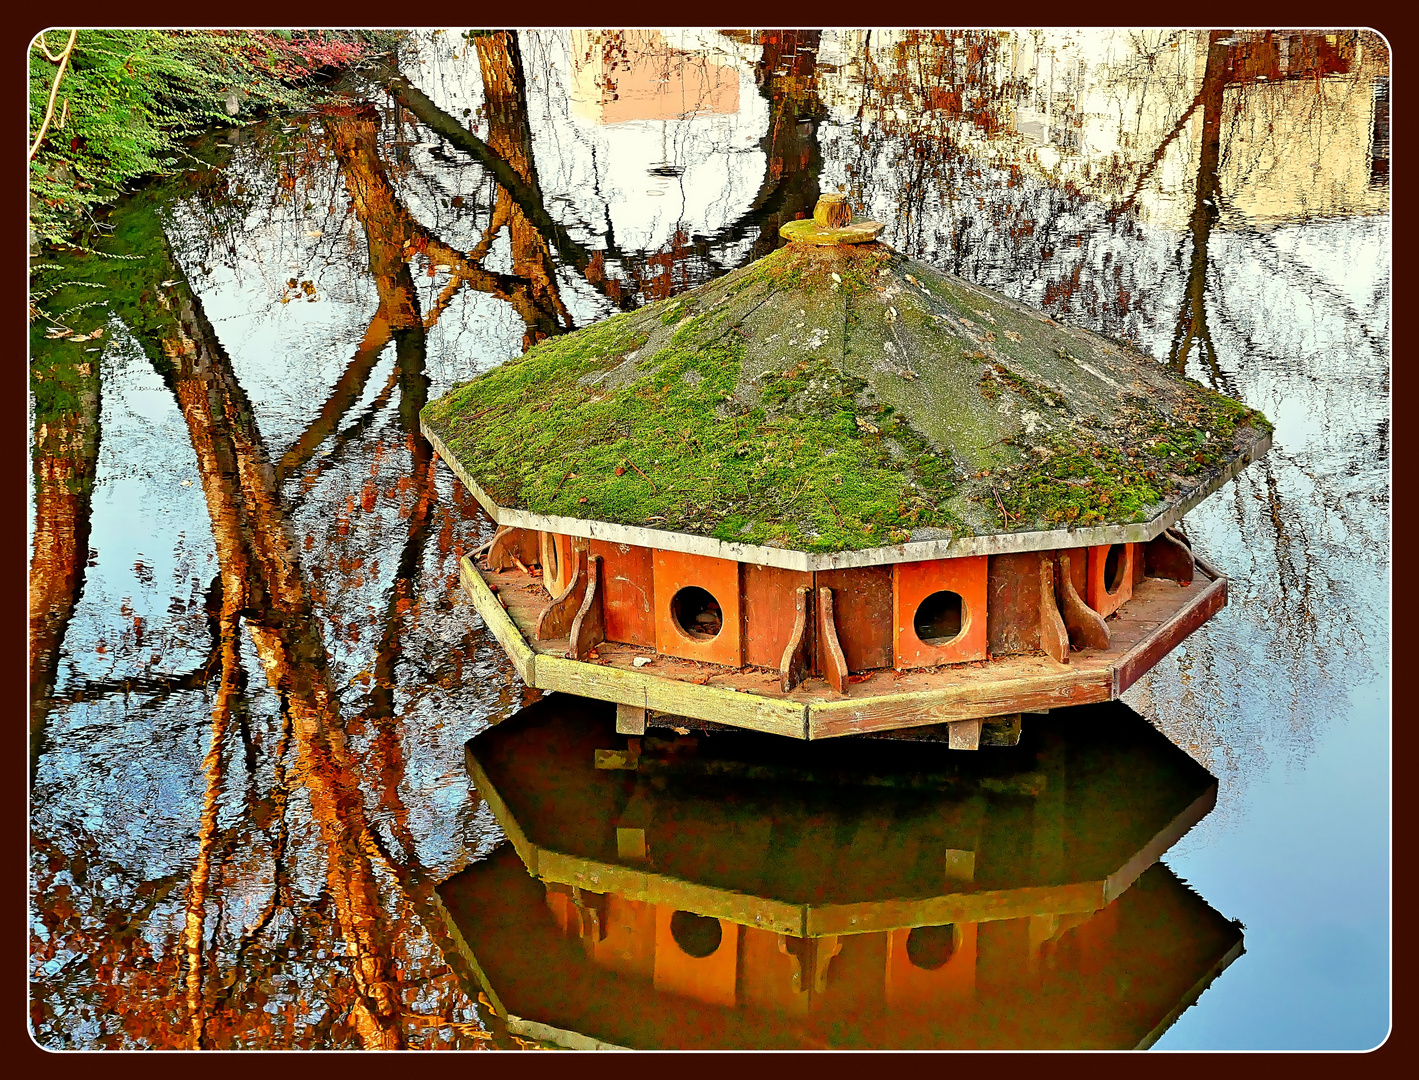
[
  {"left": 1056, "top": 549, "right": 1110, "bottom": 651},
  {"left": 463, "top": 744, "right": 539, "bottom": 877},
  {"left": 536, "top": 654, "right": 648, "bottom": 708},
  {"left": 807, "top": 881, "right": 1105, "bottom": 937},
  {"left": 816, "top": 587, "right": 849, "bottom": 695},
  {"left": 590, "top": 539, "right": 655, "bottom": 648},
  {"left": 806, "top": 669, "right": 1112, "bottom": 739},
  {"left": 948, "top": 718, "right": 981, "bottom": 750},
  {"left": 1113, "top": 571, "right": 1228, "bottom": 695},
  {"left": 642, "top": 678, "right": 808, "bottom": 739},
  {"left": 981, "top": 714, "right": 1023, "bottom": 747},
  {"left": 814, "top": 565, "right": 893, "bottom": 672},
  {"left": 459, "top": 555, "right": 536, "bottom": 683},
  {"left": 535, "top": 850, "right": 807, "bottom": 937},
  {"left": 615, "top": 703, "right": 647, "bottom": 736},
  {"left": 986, "top": 550, "right": 1044, "bottom": 655},
  {"left": 486, "top": 525, "right": 540, "bottom": 572},
  {"left": 536, "top": 544, "right": 588, "bottom": 641},
  {"left": 744, "top": 564, "right": 814, "bottom": 669},
  {"left": 567, "top": 553, "right": 606, "bottom": 660},
  {"left": 1038, "top": 553, "right": 1069, "bottom": 664},
  {"left": 779, "top": 586, "right": 811, "bottom": 693}
]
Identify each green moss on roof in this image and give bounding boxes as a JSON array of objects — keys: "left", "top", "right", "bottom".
[{"left": 421, "top": 243, "right": 1270, "bottom": 553}]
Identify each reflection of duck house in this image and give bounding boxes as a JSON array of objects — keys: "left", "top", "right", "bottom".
[
  {"left": 436, "top": 698, "right": 1245, "bottom": 1049},
  {"left": 422, "top": 196, "right": 1271, "bottom": 744}
]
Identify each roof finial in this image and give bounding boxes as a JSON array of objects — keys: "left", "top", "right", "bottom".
[
  {"left": 814, "top": 193, "right": 852, "bottom": 229},
  {"left": 780, "top": 194, "right": 886, "bottom": 246}
]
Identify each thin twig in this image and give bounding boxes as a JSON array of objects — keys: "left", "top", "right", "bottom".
[
  {"left": 628, "top": 458, "right": 658, "bottom": 492},
  {"left": 551, "top": 463, "right": 578, "bottom": 498},
  {"left": 992, "top": 485, "right": 1015, "bottom": 524}
]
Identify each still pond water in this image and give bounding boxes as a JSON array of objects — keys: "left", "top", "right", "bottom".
[{"left": 29, "top": 29, "right": 1390, "bottom": 1049}]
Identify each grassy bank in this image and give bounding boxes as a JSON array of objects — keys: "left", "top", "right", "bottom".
[{"left": 27, "top": 29, "right": 402, "bottom": 254}]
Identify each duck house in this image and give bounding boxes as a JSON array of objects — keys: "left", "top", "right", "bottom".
[{"left": 421, "top": 195, "right": 1272, "bottom": 745}]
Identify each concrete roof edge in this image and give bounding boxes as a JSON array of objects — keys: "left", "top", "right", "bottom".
[{"left": 427, "top": 420, "right": 1271, "bottom": 570}]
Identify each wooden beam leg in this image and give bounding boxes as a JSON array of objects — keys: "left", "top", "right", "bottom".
[
  {"left": 1145, "top": 529, "right": 1195, "bottom": 584},
  {"left": 535, "top": 545, "right": 588, "bottom": 641},
  {"left": 981, "top": 714, "right": 1022, "bottom": 747},
  {"left": 1038, "top": 553, "right": 1069, "bottom": 664},
  {"left": 1055, "top": 550, "right": 1110, "bottom": 651},
  {"left": 616, "top": 702, "right": 646, "bottom": 736},
  {"left": 780, "top": 586, "right": 812, "bottom": 692},
  {"left": 948, "top": 718, "right": 982, "bottom": 750},
  {"left": 816, "top": 586, "right": 849, "bottom": 696},
  {"left": 567, "top": 554, "right": 606, "bottom": 660}
]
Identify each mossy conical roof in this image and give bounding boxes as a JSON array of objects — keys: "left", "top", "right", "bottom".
[{"left": 421, "top": 229, "right": 1270, "bottom": 560}]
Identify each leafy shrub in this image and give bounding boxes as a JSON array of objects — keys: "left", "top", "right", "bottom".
[{"left": 27, "top": 29, "right": 396, "bottom": 246}]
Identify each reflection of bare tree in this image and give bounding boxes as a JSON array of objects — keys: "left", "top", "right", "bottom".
[
  {"left": 28, "top": 323, "right": 103, "bottom": 780},
  {"left": 473, "top": 30, "right": 571, "bottom": 346},
  {"left": 110, "top": 201, "right": 409, "bottom": 1049},
  {"left": 1166, "top": 31, "right": 1230, "bottom": 386},
  {"left": 322, "top": 94, "right": 538, "bottom": 997},
  {"left": 702, "top": 30, "right": 828, "bottom": 267},
  {"left": 393, "top": 30, "right": 833, "bottom": 306}
]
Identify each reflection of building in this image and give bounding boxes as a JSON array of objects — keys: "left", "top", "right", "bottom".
[
  {"left": 437, "top": 698, "right": 1244, "bottom": 1049},
  {"left": 815, "top": 29, "right": 1390, "bottom": 229},
  {"left": 568, "top": 30, "right": 740, "bottom": 124},
  {"left": 529, "top": 29, "right": 768, "bottom": 256}
]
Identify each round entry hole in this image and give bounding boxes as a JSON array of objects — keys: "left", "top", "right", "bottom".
[
  {"left": 1103, "top": 544, "right": 1127, "bottom": 595},
  {"left": 670, "top": 910, "right": 722, "bottom": 958},
  {"left": 671, "top": 586, "right": 723, "bottom": 640},
  {"left": 905, "top": 924, "right": 959, "bottom": 970},
  {"left": 913, "top": 590, "right": 964, "bottom": 646}
]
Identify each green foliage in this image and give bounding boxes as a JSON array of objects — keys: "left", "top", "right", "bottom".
[{"left": 27, "top": 29, "right": 393, "bottom": 247}]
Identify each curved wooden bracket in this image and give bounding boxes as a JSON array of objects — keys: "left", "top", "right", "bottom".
[
  {"left": 486, "top": 525, "right": 540, "bottom": 572},
  {"left": 1055, "top": 550, "right": 1110, "bottom": 651},
  {"left": 816, "top": 586, "right": 849, "bottom": 695},
  {"left": 536, "top": 544, "right": 588, "bottom": 641},
  {"left": 780, "top": 587, "right": 813, "bottom": 693},
  {"left": 1038, "top": 553, "right": 1069, "bottom": 664},
  {"left": 1145, "top": 529, "right": 1195, "bottom": 584},
  {"left": 567, "top": 554, "right": 606, "bottom": 660}
]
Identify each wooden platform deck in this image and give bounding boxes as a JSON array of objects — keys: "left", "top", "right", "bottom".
[{"left": 459, "top": 554, "right": 1226, "bottom": 739}]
